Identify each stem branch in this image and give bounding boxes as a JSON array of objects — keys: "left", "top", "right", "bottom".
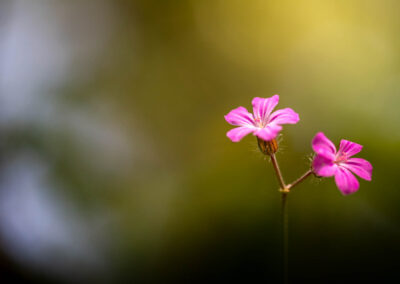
[{"left": 287, "top": 169, "right": 313, "bottom": 190}]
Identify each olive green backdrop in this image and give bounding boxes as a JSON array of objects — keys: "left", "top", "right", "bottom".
[{"left": 0, "top": 1, "right": 399, "bottom": 283}]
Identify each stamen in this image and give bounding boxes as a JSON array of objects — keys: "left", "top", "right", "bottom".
[
  {"left": 254, "top": 117, "right": 263, "bottom": 127},
  {"left": 335, "top": 152, "right": 348, "bottom": 163}
]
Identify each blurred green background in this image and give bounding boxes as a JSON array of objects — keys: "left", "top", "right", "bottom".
[{"left": 0, "top": 0, "right": 399, "bottom": 283}]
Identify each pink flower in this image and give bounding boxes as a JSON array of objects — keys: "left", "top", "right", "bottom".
[
  {"left": 312, "top": 132, "right": 372, "bottom": 195},
  {"left": 224, "top": 95, "right": 300, "bottom": 142}
]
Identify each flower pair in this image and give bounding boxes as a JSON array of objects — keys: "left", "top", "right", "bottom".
[{"left": 224, "top": 95, "right": 372, "bottom": 195}]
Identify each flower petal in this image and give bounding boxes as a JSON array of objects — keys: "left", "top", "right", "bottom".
[
  {"left": 254, "top": 124, "right": 282, "bottom": 141},
  {"left": 312, "top": 132, "right": 336, "bottom": 159},
  {"left": 342, "top": 158, "right": 372, "bottom": 181},
  {"left": 252, "top": 95, "right": 279, "bottom": 124},
  {"left": 312, "top": 154, "right": 337, "bottom": 177},
  {"left": 338, "top": 139, "right": 363, "bottom": 157},
  {"left": 226, "top": 127, "right": 255, "bottom": 142},
  {"left": 334, "top": 167, "right": 360, "bottom": 195},
  {"left": 224, "top": 106, "right": 255, "bottom": 127},
  {"left": 268, "top": 108, "right": 300, "bottom": 125}
]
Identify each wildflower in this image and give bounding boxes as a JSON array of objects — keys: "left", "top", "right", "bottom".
[
  {"left": 312, "top": 132, "right": 372, "bottom": 195},
  {"left": 224, "top": 95, "right": 300, "bottom": 143}
]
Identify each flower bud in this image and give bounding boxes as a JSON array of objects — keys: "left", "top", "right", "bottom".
[{"left": 257, "top": 137, "right": 278, "bottom": 155}]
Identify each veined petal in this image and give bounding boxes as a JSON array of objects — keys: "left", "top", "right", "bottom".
[
  {"left": 312, "top": 132, "right": 337, "bottom": 159},
  {"left": 254, "top": 124, "right": 282, "bottom": 141},
  {"left": 312, "top": 154, "right": 337, "bottom": 177},
  {"left": 226, "top": 127, "right": 255, "bottom": 142},
  {"left": 268, "top": 108, "right": 300, "bottom": 125},
  {"left": 334, "top": 167, "right": 359, "bottom": 195},
  {"left": 224, "top": 106, "right": 255, "bottom": 127},
  {"left": 343, "top": 158, "right": 372, "bottom": 181},
  {"left": 252, "top": 95, "right": 279, "bottom": 124},
  {"left": 338, "top": 139, "right": 363, "bottom": 157}
]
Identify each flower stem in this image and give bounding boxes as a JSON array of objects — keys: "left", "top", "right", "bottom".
[
  {"left": 268, "top": 153, "right": 289, "bottom": 283},
  {"left": 268, "top": 155, "right": 313, "bottom": 283},
  {"left": 269, "top": 153, "right": 287, "bottom": 191},
  {"left": 282, "top": 192, "right": 288, "bottom": 284},
  {"left": 287, "top": 169, "right": 313, "bottom": 190}
]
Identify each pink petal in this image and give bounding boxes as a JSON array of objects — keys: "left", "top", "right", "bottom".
[
  {"left": 224, "top": 106, "right": 255, "bottom": 127},
  {"left": 342, "top": 158, "right": 372, "bottom": 181},
  {"left": 254, "top": 124, "right": 282, "bottom": 141},
  {"left": 252, "top": 95, "right": 279, "bottom": 124},
  {"left": 268, "top": 108, "right": 300, "bottom": 125},
  {"left": 312, "top": 154, "right": 337, "bottom": 177},
  {"left": 312, "top": 132, "right": 337, "bottom": 159},
  {"left": 338, "top": 139, "right": 363, "bottom": 157},
  {"left": 226, "top": 127, "right": 255, "bottom": 142},
  {"left": 334, "top": 167, "right": 360, "bottom": 195}
]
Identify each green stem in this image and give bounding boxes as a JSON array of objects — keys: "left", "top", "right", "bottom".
[
  {"left": 268, "top": 153, "right": 289, "bottom": 282},
  {"left": 282, "top": 192, "right": 288, "bottom": 284},
  {"left": 268, "top": 155, "right": 313, "bottom": 283}
]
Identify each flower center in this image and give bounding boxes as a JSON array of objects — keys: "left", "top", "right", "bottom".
[
  {"left": 254, "top": 117, "right": 264, "bottom": 128},
  {"left": 335, "top": 152, "right": 348, "bottom": 164}
]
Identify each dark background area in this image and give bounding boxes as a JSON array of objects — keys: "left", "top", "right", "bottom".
[{"left": 0, "top": 0, "right": 399, "bottom": 283}]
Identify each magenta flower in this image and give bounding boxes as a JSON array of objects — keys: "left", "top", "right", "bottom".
[
  {"left": 312, "top": 132, "right": 372, "bottom": 195},
  {"left": 224, "top": 95, "right": 300, "bottom": 142}
]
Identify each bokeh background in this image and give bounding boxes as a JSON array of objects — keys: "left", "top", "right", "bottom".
[{"left": 0, "top": 0, "right": 399, "bottom": 283}]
